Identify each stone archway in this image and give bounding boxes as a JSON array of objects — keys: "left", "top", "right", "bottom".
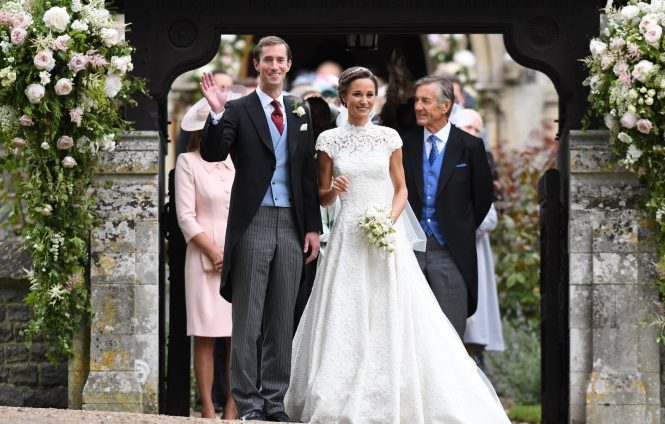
[{"left": 84, "top": 1, "right": 619, "bottom": 421}]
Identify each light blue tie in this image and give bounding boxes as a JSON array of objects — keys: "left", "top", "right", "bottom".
[{"left": 428, "top": 135, "right": 439, "bottom": 166}]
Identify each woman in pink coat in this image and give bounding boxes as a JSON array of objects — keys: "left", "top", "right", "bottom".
[{"left": 175, "top": 95, "right": 238, "bottom": 419}]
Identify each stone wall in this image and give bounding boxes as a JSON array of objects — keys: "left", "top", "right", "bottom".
[
  {"left": 81, "top": 131, "right": 160, "bottom": 413},
  {"left": 568, "top": 130, "right": 661, "bottom": 423},
  {"left": 0, "top": 240, "right": 67, "bottom": 408}
]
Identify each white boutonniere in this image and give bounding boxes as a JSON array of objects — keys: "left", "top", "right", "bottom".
[{"left": 292, "top": 100, "right": 306, "bottom": 117}]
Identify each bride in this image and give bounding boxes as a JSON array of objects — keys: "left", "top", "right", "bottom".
[{"left": 284, "top": 67, "right": 510, "bottom": 423}]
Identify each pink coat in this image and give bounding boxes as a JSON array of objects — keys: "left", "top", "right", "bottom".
[{"left": 175, "top": 151, "right": 234, "bottom": 337}]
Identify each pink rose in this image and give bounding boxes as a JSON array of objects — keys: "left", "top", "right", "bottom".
[
  {"left": 645, "top": 25, "right": 662, "bottom": 46},
  {"left": 636, "top": 119, "right": 653, "bottom": 134},
  {"left": 10, "top": 27, "right": 26, "bottom": 45},
  {"left": 52, "top": 35, "right": 70, "bottom": 51},
  {"left": 34, "top": 50, "right": 55, "bottom": 71},
  {"left": 640, "top": 15, "right": 658, "bottom": 32},
  {"left": 57, "top": 135, "right": 74, "bottom": 149},
  {"left": 613, "top": 60, "right": 628, "bottom": 76},
  {"left": 54, "top": 78, "right": 73, "bottom": 96},
  {"left": 24, "top": 83, "right": 45, "bottom": 104},
  {"left": 69, "top": 107, "right": 83, "bottom": 126},
  {"left": 68, "top": 53, "right": 88, "bottom": 73},
  {"left": 620, "top": 110, "right": 638, "bottom": 129},
  {"left": 15, "top": 14, "right": 32, "bottom": 29},
  {"left": 19, "top": 114, "right": 34, "bottom": 126},
  {"left": 11, "top": 137, "right": 26, "bottom": 148}
]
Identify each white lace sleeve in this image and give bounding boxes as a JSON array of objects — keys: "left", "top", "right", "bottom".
[
  {"left": 315, "top": 131, "right": 334, "bottom": 158},
  {"left": 386, "top": 128, "right": 403, "bottom": 152}
]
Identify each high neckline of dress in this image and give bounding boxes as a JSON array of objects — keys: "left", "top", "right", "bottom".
[{"left": 343, "top": 120, "right": 373, "bottom": 130}]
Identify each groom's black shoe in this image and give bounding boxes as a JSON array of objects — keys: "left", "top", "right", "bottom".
[
  {"left": 266, "top": 410, "right": 297, "bottom": 422},
  {"left": 241, "top": 410, "right": 267, "bottom": 421}
]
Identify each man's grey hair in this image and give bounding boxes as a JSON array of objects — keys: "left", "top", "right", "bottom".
[{"left": 414, "top": 75, "right": 455, "bottom": 116}]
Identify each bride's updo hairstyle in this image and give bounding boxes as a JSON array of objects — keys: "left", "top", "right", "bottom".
[{"left": 336, "top": 66, "right": 379, "bottom": 107}]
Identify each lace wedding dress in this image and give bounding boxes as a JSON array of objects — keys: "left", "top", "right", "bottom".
[{"left": 284, "top": 121, "right": 510, "bottom": 424}]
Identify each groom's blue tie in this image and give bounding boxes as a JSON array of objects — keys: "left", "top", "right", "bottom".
[{"left": 428, "top": 135, "right": 439, "bottom": 166}]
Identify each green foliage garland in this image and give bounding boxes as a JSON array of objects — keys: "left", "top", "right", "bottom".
[{"left": 0, "top": 0, "right": 144, "bottom": 360}]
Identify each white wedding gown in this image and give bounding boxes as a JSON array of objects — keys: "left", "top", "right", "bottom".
[{"left": 285, "top": 121, "right": 510, "bottom": 424}]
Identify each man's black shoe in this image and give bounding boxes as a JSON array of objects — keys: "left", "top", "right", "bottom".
[{"left": 266, "top": 410, "right": 297, "bottom": 422}]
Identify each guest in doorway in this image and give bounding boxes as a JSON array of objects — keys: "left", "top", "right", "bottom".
[{"left": 175, "top": 96, "right": 239, "bottom": 419}]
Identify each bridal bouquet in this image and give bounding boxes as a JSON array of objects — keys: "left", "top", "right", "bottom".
[{"left": 358, "top": 206, "right": 396, "bottom": 253}]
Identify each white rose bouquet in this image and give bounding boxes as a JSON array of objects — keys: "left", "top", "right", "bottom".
[
  {"left": 0, "top": 0, "right": 144, "bottom": 360},
  {"left": 358, "top": 206, "right": 397, "bottom": 253},
  {"left": 584, "top": 0, "right": 665, "bottom": 339}
]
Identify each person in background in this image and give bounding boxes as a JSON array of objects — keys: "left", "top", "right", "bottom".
[
  {"left": 455, "top": 108, "right": 505, "bottom": 368},
  {"left": 175, "top": 96, "right": 239, "bottom": 420},
  {"left": 401, "top": 75, "right": 493, "bottom": 339}
]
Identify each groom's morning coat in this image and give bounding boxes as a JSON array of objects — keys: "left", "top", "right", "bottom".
[
  {"left": 200, "top": 92, "right": 322, "bottom": 302},
  {"left": 401, "top": 124, "right": 493, "bottom": 316}
]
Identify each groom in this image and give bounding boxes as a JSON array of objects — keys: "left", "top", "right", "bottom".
[
  {"left": 200, "top": 36, "right": 322, "bottom": 422},
  {"left": 401, "top": 75, "right": 493, "bottom": 339}
]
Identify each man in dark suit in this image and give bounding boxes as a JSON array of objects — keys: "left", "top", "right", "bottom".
[
  {"left": 401, "top": 75, "right": 492, "bottom": 339},
  {"left": 199, "top": 36, "right": 321, "bottom": 422}
]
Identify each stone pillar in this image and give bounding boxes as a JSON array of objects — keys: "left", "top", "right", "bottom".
[
  {"left": 569, "top": 130, "right": 660, "bottom": 423},
  {"left": 82, "top": 131, "right": 160, "bottom": 413}
]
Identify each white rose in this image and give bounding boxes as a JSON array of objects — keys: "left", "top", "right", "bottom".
[
  {"left": 10, "top": 27, "right": 26, "bottom": 45},
  {"left": 40, "top": 141, "right": 50, "bottom": 150},
  {"left": 636, "top": 118, "right": 653, "bottom": 134},
  {"left": 54, "top": 78, "right": 73, "bottom": 96},
  {"left": 110, "top": 55, "right": 133, "bottom": 75},
  {"left": 34, "top": 50, "right": 55, "bottom": 71},
  {"left": 604, "top": 114, "right": 617, "bottom": 130},
  {"left": 645, "top": 97, "right": 654, "bottom": 105},
  {"left": 620, "top": 110, "right": 638, "bottom": 128},
  {"left": 70, "top": 19, "right": 88, "bottom": 32},
  {"left": 42, "top": 6, "right": 70, "bottom": 33},
  {"left": 617, "top": 132, "right": 632, "bottom": 143},
  {"left": 621, "top": 5, "right": 640, "bottom": 20},
  {"left": 628, "top": 89, "right": 638, "bottom": 99},
  {"left": 62, "top": 156, "right": 77, "bottom": 168},
  {"left": 52, "top": 35, "right": 70, "bottom": 51},
  {"left": 40, "top": 204, "right": 53, "bottom": 216},
  {"left": 57, "top": 135, "right": 74, "bottom": 149},
  {"left": 644, "top": 24, "right": 662, "bottom": 45},
  {"left": 631, "top": 59, "right": 654, "bottom": 82},
  {"left": 24, "top": 83, "right": 46, "bottom": 104},
  {"left": 100, "top": 28, "right": 120, "bottom": 47},
  {"left": 589, "top": 39, "right": 607, "bottom": 57},
  {"left": 600, "top": 54, "right": 614, "bottom": 70},
  {"left": 104, "top": 74, "right": 122, "bottom": 98}
]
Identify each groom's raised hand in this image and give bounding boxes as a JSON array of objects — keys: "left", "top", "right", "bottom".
[{"left": 199, "top": 72, "right": 228, "bottom": 114}]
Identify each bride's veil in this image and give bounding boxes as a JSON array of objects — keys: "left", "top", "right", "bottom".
[{"left": 394, "top": 203, "right": 427, "bottom": 252}]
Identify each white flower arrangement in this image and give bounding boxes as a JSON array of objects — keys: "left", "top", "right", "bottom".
[
  {"left": 584, "top": 0, "right": 665, "bottom": 341},
  {"left": 358, "top": 206, "right": 397, "bottom": 253},
  {"left": 0, "top": 0, "right": 144, "bottom": 360}
]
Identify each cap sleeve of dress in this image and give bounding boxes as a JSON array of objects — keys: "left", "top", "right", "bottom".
[
  {"left": 386, "top": 128, "right": 403, "bottom": 152},
  {"left": 315, "top": 130, "right": 335, "bottom": 158}
]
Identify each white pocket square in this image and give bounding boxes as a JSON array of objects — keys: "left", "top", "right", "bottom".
[{"left": 300, "top": 123, "right": 308, "bottom": 131}]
